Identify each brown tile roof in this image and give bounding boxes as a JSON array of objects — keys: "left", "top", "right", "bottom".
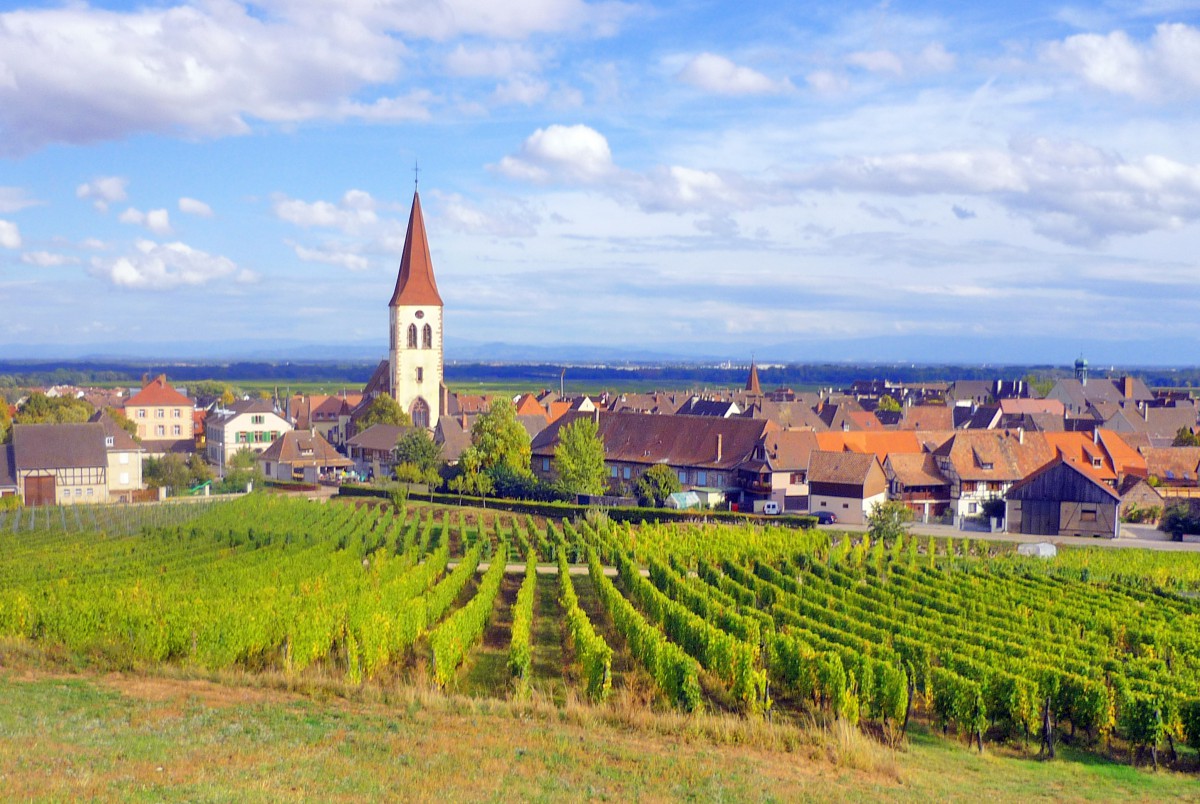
[
  {"left": 1141, "top": 446, "right": 1200, "bottom": 484},
  {"left": 1000, "top": 398, "right": 1065, "bottom": 416},
  {"left": 126, "top": 375, "right": 192, "bottom": 408},
  {"left": 389, "top": 191, "right": 443, "bottom": 307},
  {"left": 933, "top": 430, "right": 1055, "bottom": 482},
  {"left": 531, "top": 411, "right": 771, "bottom": 471},
  {"left": 886, "top": 453, "right": 949, "bottom": 488},
  {"left": 347, "top": 423, "right": 414, "bottom": 452},
  {"left": 89, "top": 411, "right": 142, "bottom": 452},
  {"left": 259, "top": 430, "right": 352, "bottom": 468},
  {"left": 434, "top": 415, "right": 471, "bottom": 463},
  {"left": 814, "top": 430, "right": 926, "bottom": 462},
  {"left": 808, "top": 450, "right": 881, "bottom": 485},
  {"left": 900, "top": 405, "right": 955, "bottom": 431},
  {"left": 1097, "top": 429, "right": 1148, "bottom": 478},
  {"left": 12, "top": 423, "right": 108, "bottom": 469},
  {"left": 760, "top": 429, "right": 820, "bottom": 472},
  {"left": 1042, "top": 432, "right": 1118, "bottom": 483},
  {"left": 0, "top": 444, "right": 16, "bottom": 488}
]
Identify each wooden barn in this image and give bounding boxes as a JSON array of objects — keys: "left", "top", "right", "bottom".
[{"left": 1005, "top": 459, "right": 1120, "bottom": 539}]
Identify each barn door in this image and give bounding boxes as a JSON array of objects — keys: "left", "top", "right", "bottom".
[{"left": 24, "top": 475, "right": 55, "bottom": 506}]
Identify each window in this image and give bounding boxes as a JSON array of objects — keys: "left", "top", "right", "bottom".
[
  {"left": 156, "top": 408, "right": 164, "bottom": 418},
  {"left": 119, "top": 472, "right": 129, "bottom": 485},
  {"left": 172, "top": 425, "right": 181, "bottom": 436},
  {"left": 623, "top": 467, "right": 631, "bottom": 480},
  {"left": 137, "top": 409, "right": 146, "bottom": 418},
  {"left": 411, "top": 398, "right": 430, "bottom": 429},
  {"left": 105, "top": 436, "right": 114, "bottom": 447},
  {"left": 842, "top": 503, "right": 849, "bottom": 509},
  {"left": 1081, "top": 508, "right": 1098, "bottom": 523},
  {"left": 610, "top": 467, "right": 618, "bottom": 478},
  {"left": 968, "top": 502, "right": 978, "bottom": 514},
  {"left": 251, "top": 415, "right": 264, "bottom": 425},
  {"left": 422, "top": 324, "right": 433, "bottom": 348},
  {"left": 677, "top": 470, "right": 687, "bottom": 483},
  {"left": 696, "top": 470, "right": 707, "bottom": 485},
  {"left": 86, "top": 488, "right": 94, "bottom": 497},
  {"left": 416, "top": 367, "right": 424, "bottom": 383},
  {"left": 119, "top": 453, "right": 128, "bottom": 465},
  {"left": 820, "top": 501, "right": 827, "bottom": 508},
  {"left": 155, "top": 425, "right": 165, "bottom": 436},
  {"left": 407, "top": 324, "right": 418, "bottom": 348},
  {"left": 542, "top": 458, "right": 550, "bottom": 471},
  {"left": 172, "top": 408, "right": 180, "bottom": 418}
]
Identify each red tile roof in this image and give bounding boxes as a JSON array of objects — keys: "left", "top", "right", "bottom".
[
  {"left": 389, "top": 191, "right": 443, "bottom": 307},
  {"left": 125, "top": 375, "right": 192, "bottom": 408}
]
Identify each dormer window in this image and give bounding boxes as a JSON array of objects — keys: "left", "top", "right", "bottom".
[
  {"left": 1091, "top": 457, "right": 1102, "bottom": 468},
  {"left": 105, "top": 436, "right": 114, "bottom": 447}
]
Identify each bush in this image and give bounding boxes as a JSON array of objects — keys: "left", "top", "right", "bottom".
[{"left": 1160, "top": 502, "right": 1200, "bottom": 537}]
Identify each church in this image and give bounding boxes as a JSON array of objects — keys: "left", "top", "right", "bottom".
[{"left": 360, "top": 190, "right": 446, "bottom": 430}]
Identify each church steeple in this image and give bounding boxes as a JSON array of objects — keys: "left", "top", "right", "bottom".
[
  {"left": 745, "top": 360, "right": 762, "bottom": 396},
  {"left": 389, "top": 191, "right": 443, "bottom": 308},
  {"left": 388, "top": 189, "right": 444, "bottom": 430}
]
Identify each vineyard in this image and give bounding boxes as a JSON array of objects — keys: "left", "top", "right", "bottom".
[{"left": 2, "top": 495, "right": 1200, "bottom": 775}]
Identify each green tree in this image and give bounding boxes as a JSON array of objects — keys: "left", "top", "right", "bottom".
[
  {"left": 1023, "top": 373, "right": 1055, "bottom": 398},
  {"left": 144, "top": 453, "right": 211, "bottom": 495},
  {"left": 449, "top": 446, "right": 493, "bottom": 502},
  {"left": 1173, "top": 426, "right": 1200, "bottom": 447},
  {"left": 394, "top": 428, "right": 441, "bottom": 473},
  {"left": 0, "top": 402, "right": 10, "bottom": 444},
  {"left": 14, "top": 392, "right": 94, "bottom": 425},
  {"left": 470, "top": 398, "right": 532, "bottom": 478},
  {"left": 635, "top": 464, "right": 681, "bottom": 507},
  {"left": 868, "top": 500, "right": 913, "bottom": 542},
  {"left": 553, "top": 416, "right": 608, "bottom": 497},
  {"left": 877, "top": 394, "right": 902, "bottom": 413},
  {"left": 220, "top": 447, "right": 264, "bottom": 493},
  {"left": 357, "top": 394, "right": 413, "bottom": 430}
]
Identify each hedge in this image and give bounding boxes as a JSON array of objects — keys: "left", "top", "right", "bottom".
[{"left": 337, "top": 484, "right": 818, "bottom": 530}]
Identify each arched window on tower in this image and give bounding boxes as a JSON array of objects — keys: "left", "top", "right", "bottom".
[
  {"left": 411, "top": 397, "right": 430, "bottom": 429},
  {"left": 422, "top": 324, "right": 433, "bottom": 349},
  {"left": 407, "top": 324, "right": 418, "bottom": 348}
]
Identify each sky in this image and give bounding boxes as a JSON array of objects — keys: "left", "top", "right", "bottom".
[{"left": 2, "top": 1, "right": 1200, "bottom": 366}]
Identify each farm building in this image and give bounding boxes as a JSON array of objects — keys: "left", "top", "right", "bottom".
[
  {"left": 806, "top": 450, "right": 888, "bottom": 525},
  {"left": 258, "top": 430, "right": 353, "bottom": 483},
  {"left": 1005, "top": 459, "right": 1121, "bottom": 539}
]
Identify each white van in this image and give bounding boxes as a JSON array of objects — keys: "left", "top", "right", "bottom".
[{"left": 760, "top": 501, "right": 781, "bottom": 516}]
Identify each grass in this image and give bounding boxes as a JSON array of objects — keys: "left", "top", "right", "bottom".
[{"left": 0, "top": 661, "right": 1195, "bottom": 802}]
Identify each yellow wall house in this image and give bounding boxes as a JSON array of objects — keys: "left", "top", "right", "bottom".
[
  {"left": 123, "top": 375, "right": 195, "bottom": 456},
  {"left": 6, "top": 420, "right": 145, "bottom": 506}
]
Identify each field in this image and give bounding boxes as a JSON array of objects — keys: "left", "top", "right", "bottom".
[{"left": 2, "top": 495, "right": 1199, "bottom": 800}]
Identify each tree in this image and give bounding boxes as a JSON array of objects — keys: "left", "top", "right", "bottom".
[
  {"left": 14, "top": 392, "right": 93, "bottom": 425},
  {"left": 449, "top": 446, "right": 493, "bottom": 502},
  {"left": 635, "top": 464, "right": 681, "bottom": 507},
  {"left": 0, "top": 402, "right": 10, "bottom": 444},
  {"left": 144, "top": 453, "right": 212, "bottom": 495},
  {"left": 104, "top": 407, "right": 140, "bottom": 441},
  {"left": 470, "top": 398, "right": 532, "bottom": 479},
  {"left": 1173, "top": 427, "right": 1200, "bottom": 447},
  {"left": 553, "top": 417, "right": 607, "bottom": 497},
  {"left": 394, "top": 428, "right": 441, "bottom": 473},
  {"left": 219, "top": 447, "right": 264, "bottom": 493},
  {"left": 868, "top": 500, "right": 913, "bottom": 542},
  {"left": 358, "top": 395, "right": 413, "bottom": 430},
  {"left": 877, "top": 394, "right": 902, "bottom": 413}
]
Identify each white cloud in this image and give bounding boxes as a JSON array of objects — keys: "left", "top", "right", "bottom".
[
  {"left": 337, "top": 91, "right": 435, "bottom": 122},
  {"left": 445, "top": 43, "right": 541, "bottom": 77},
  {"left": 492, "top": 75, "right": 550, "bottom": 106},
  {"left": 119, "top": 207, "right": 172, "bottom": 235},
  {"left": 495, "top": 124, "right": 614, "bottom": 183},
  {"left": 273, "top": 190, "right": 380, "bottom": 231},
  {"left": 76, "top": 176, "right": 128, "bottom": 212},
  {"left": 0, "top": 187, "right": 39, "bottom": 213},
  {"left": 293, "top": 244, "right": 370, "bottom": 271},
  {"left": 0, "top": 219, "right": 19, "bottom": 248},
  {"left": 848, "top": 50, "right": 905, "bottom": 76},
  {"left": 798, "top": 137, "right": 1200, "bottom": 244},
  {"left": 21, "top": 251, "right": 79, "bottom": 267},
  {"left": 437, "top": 192, "right": 540, "bottom": 237},
  {"left": 90, "top": 239, "right": 249, "bottom": 289},
  {"left": 179, "top": 197, "right": 214, "bottom": 217},
  {"left": 1044, "top": 23, "right": 1200, "bottom": 100},
  {"left": 676, "top": 53, "right": 788, "bottom": 95},
  {"left": 806, "top": 70, "right": 851, "bottom": 95}
]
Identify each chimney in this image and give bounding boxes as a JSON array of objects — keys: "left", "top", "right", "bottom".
[
  {"left": 1093, "top": 428, "right": 1100, "bottom": 445},
  {"left": 716, "top": 433, "right": 723, "bottom": 463},
  {"left": 1122, "top": 376, "right": 1134, "bottom": 399},
  {"left": 1017, "top": 426, "right": 1024, "bottom": 445},
  {"left": 441, "top": 384, "right": 450, "bottom": 417}
]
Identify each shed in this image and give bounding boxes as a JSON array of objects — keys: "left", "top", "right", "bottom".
[
  {"left": 665, "top": 491, "right": 702, "bottom": 510},
  {"left": 1005, "top": 459, "right": 1120, "bottom": 538}
]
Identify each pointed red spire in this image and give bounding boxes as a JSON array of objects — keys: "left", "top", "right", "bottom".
[
  {"left": 389, "top": 191, "right": 443, "bottom": 307},
  {"left": 745, "top": 361, "right": 762, "bottom": 395}
]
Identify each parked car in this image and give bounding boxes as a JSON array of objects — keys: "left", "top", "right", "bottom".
[{"left": 813, "top": 510, "right": 838, "bottom": 525}]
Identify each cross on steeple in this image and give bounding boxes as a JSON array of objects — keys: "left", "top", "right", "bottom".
[{"left": 413, "top": 160, "right": 420, "bottom": 191}]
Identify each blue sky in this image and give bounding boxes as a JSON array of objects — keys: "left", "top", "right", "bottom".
[{"left": 2, "top": 1, "right": 1200, "bottom": 365}]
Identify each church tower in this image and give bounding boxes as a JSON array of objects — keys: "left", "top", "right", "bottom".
[{"left": 388, "top": 191, "right": 443, "bottom": 429}]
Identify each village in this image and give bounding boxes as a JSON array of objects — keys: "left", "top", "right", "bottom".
[{"left": 2, "top": 190, "right": 1198, "bottom": 544}]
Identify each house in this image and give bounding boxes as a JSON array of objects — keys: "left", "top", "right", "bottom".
[
  {"left": 91, "top": 411, "right": 145, "bottom": 503},
  {"left": 1140, "top": 446, "right": 1200, "bottom": 488},
  {"left": 1005, "top": 459, "right": 1121, "bottom": 538},
  {"left": 205, "top": 399, "right": 293, "bottom": 474},
  {"left": 739, "top": 429, "right": 820, "bottom": 511},
  {"left": 258, "top": 430, "right": 353, "bottom": 483},
  {"left": 6, "top": 422, "right": 145, "bottom": 505},
  {"left": 346, "top": 423, "right": 414, "bottom": 480},
  {"left": 1117, "top": 475, "right": 1164, "bottom": 519},
  {"left": 807, "top": 450, "right": 888, "bottom": 525},
  {"left": 884, "top": 452, "right": 951, "bottom": 523},
  {"left": 1047, "top": 375, "right": 1154, "bottom": 417},
  {"left": 123, "top": 375, "right": 195, "bottom": 455},
  {"left": 932, "top": 430, "right": 1054, "bottom": 518},
  {"left": 303, "top": 392, "right": 363, "bottom": 447},
  {"left": 530, "top": 411, "right": 772, "bottom": 499},
  {"left": 676, "top": 398, "right": 742, "bottom": 418}
]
